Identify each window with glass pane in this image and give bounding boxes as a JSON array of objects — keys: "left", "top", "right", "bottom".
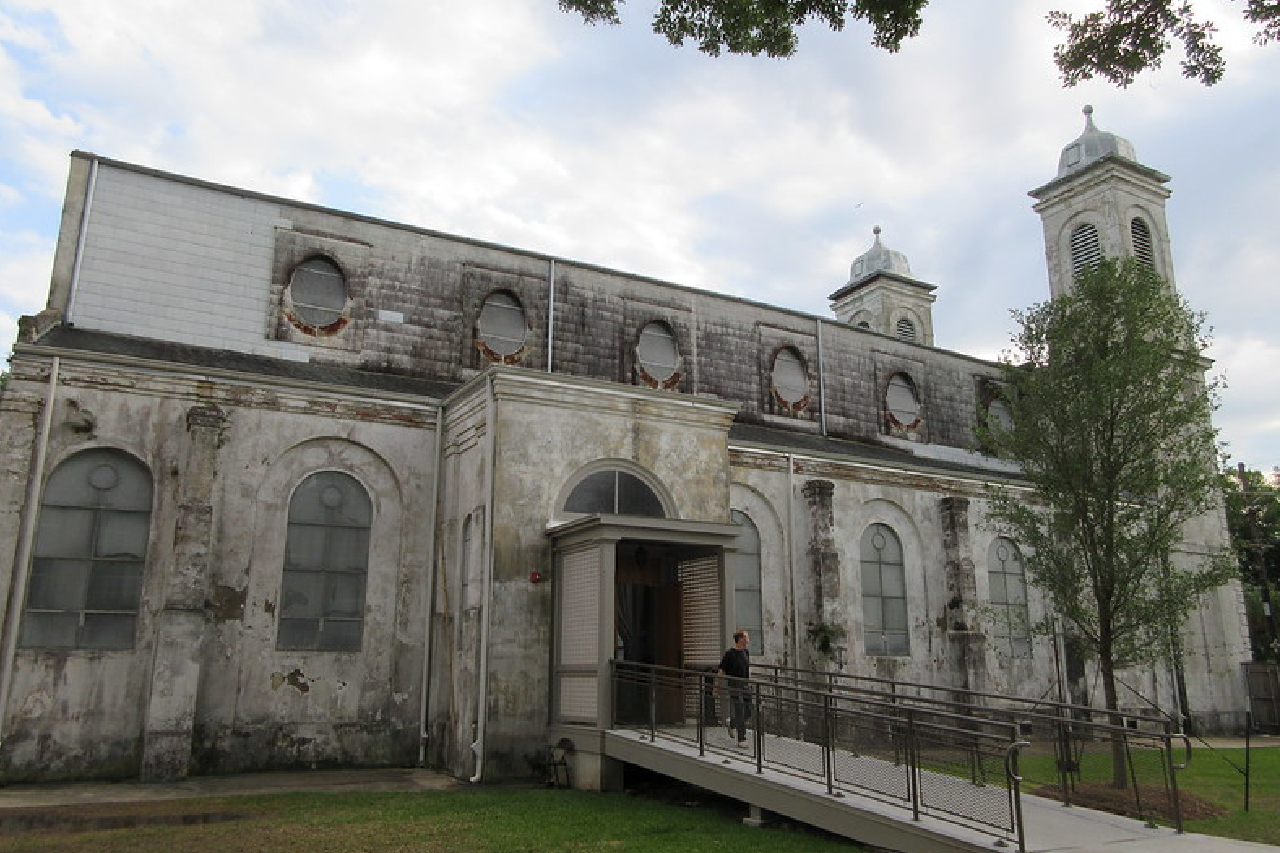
[
  {"left": 289, "top": 257, "right": 347, "bottom": 328},
  {"left": 564, "top": 470, "right": 664, "bottom": 518},
  {"left": 20, "top": 449, "right": 152, "bottom": 650},
  {"left": 731, "top": 510, "right": 763, "bottom": 655},
  {"left": 278, "top": 471, "right": 372, "bottom": 651},
  {"left": 477, "top": 291, "right": 528, "bottom": 358},
  {"left": 771, "top": 348, "right": 808, "bottom": 406},
  {"left": 636, "top": 322, "right": 680, "bottom": 383},
  {"left": 861, "top": 523, "right": 908, "bottom": 656},
  {"left": 988, "top": 538, "right": 1031, "bottom": 657},
  {"left": 886, "top": 374, "right": 920, "bottom": 427}
]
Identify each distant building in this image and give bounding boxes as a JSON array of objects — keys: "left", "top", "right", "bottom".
[{"left": 0, "top": 109, "right": 1250, "bottom": 784}]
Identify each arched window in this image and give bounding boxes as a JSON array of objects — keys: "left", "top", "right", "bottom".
[
  {"left": 1070, "top": 223, "right": 1102, "bottom": 277},
  {"left": 731, "top": 510, "right": 763, "bottom": 655},
  {"left": 986, "top": 397, "right": 1013, "bottom": 432},
  {"left": 288, "top": 256, "right": 348, "bottom": 329},
  {"left": 278, "top": 471, "right": 372, "bottom": 651},
  {"left": 895, "top": 316, "right": 917, "bottom": 342},
  {"left": 477, "top": 291, "right": 528, "bottom": 360},
  {"left": 771, "top": 347, "right": 808, "bottom": 409},
  {"left": 885, "top": 373, "right": 921, "bottom": 429},
  {"left": 1130, "top": 217, "right": 1155, "bottom": 269},
  {"left": 988, "top": 538, "right": 1031, "bottom": 657},
  {"left": 636, "top": 321, "right": 681, "bottom": 386},
  {"left": 564, "top": 470, "right": 664, "bottom": 517},
  {"left": 21, "top": 449, "right": 152, "bottom": 649},
  {"left": 861, "top": 524, "right": 908, "bottom": 656}
]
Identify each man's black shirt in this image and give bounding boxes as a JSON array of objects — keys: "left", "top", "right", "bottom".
[{"left": 718, "top": 646, "right": 750, "bottom": 680}]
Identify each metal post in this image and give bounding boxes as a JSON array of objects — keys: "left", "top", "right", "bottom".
[
  {"left": 907, "top": 708, "right": 920, "bottom": 821},
  {"left": 647, "top": 666, "right": 657, "bottom": 741},
  {"left": 753, "top": 681, "right": 764, "bottom": 774},
  {"left": 823, "top": 692, "right": 836, "bottom": 796}
]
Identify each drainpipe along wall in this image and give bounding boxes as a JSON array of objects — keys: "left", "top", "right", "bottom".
[
  {"left": 417, "top": 406, "right": 444, "bottom": 767},
  {"left": 0, "top": 357, "right": 60, "bottom": 753},
  {"left": 469, "top": 373, "right": 498, "bottom": 783}
]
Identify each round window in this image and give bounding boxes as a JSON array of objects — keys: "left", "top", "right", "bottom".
[
  {"left": 288, "top": 257, "right": 347, "bottom": 329},
  {"left": 636, "top": 322, "right": 680, "bottom": 384}
]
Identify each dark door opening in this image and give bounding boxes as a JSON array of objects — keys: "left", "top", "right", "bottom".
[{"left": 615, "top": 541, "right": 684, "bottom": 723}]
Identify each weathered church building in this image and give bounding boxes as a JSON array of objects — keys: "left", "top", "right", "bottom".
[{"left": 0, "top": 108, "right": 1250, "bottom": 785}]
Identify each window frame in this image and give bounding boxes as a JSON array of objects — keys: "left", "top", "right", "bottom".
[
  {"left": 860, "top": 523, "right": 909, "bottom": 657},
  {"left": 770, "top": 347, "right": 810, "bottom": 412},
  {"left": 988, "top": 537, "right": 1032, "bottom": 658},
  {"left": 20, "top": 449, "right": 153, "bottom": 650},
  {"left": 635, "top": 321, "right": 682, "bottom": 389},
  {"left": 286, "top": 255, "right": 350, "bottom": 335},
  {"left": 885, "top": 372, "right": 922, "bottom": 431},
  {"left": 476, "top": 290, "right": 529, "bottom": 362},
  {"left": 563, "top": 469, "right": 665, "bottom": 518},
  {"left": 277, "top": 470, "right": 373, "bottom": 652}
]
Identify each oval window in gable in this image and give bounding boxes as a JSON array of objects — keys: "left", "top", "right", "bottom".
[
  {"left": 477, "top": 292, "right": 528, "bottom": 360},
  {"left": 636, "top": 321, "right": 680, "bottom": 387},
  {"left": 771, "top": 347, "right": 809, "bottom": 410},
  {"left": 289, "top": 257, "right": 348, "bottom": 330}
]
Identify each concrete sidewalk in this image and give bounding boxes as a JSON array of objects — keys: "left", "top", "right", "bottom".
[{"left": 0, "top": 767, "right": 459, "bottom": 810}]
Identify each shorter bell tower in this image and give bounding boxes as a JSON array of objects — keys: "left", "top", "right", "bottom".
[{"left": 829, "top": 227, "right": 937, "bottom": 346}]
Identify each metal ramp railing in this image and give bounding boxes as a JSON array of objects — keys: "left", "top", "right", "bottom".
[{"left": 611, "top": 661, "right": 1194, "bottom": 852}]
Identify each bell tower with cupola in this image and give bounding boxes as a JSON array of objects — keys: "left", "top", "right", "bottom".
[
  {"left": 1030, "top": 105, "right": 1178, "bottom": 298},
  {"left": 829, "top": 226, "right": 937, "bottom": 346}
]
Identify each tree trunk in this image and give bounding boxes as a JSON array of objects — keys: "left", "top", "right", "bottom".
[{"left": 1099, "top": 650, "right": 1129, "bottom": 790}]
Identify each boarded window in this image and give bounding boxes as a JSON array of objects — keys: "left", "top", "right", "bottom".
[
  {"left": 21, "top": 449, "right": 152, "bottom": 650},
  {"left": 278, "top": 471, "right": 372, "bottom": 651},
  {"left": 289, "top": 257, "right": 347, "bottom": 328},
  {"left": 861, "top": 524, "right": 908, "bottom": 656},
  {"left": 895, "top": 317, "right": 917, "bottom": 341}
]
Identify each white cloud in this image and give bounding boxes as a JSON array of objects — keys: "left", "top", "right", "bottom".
[{"left": 0, "top": 0, "right": 1277, "bottom": 466}]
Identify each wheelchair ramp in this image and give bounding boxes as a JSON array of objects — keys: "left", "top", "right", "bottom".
[
  {"left": 604, "top": 727, "right": 1005, "bottom": 853},
  {"left": 602, "top": 727, "right": 1223, "bottom": 853}
]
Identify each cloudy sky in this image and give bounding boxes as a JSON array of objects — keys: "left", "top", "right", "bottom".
[{"left": 1, "top": 0, "right": 1276, "bottom": 470}]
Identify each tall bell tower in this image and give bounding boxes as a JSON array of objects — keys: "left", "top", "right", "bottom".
[{"left": 1030, "top": 105, "right": 1178, "bottom": 298}]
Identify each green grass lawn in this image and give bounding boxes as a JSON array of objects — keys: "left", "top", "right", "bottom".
[
  {"left": 0, "top": 747, "right": 1274, "bottom": 852},
  {"left": 1013, "top": 742, "right": 1280, "bottom": 846},
  {"left": 0, "top": 787, "right": 867, "bottom": 853},
  {"left": 1178, "top": 745, "right": 1280, "bottom": 845}
]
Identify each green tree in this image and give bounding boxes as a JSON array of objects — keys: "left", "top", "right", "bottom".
[
  {"left": 981, "top": 258, "right": 1234, "bottom": 769},
  {"left": 559, "top": 0, "right": 1280, "bottom": 86},
  {"left": 1223, "top": 464, "right": 1280, "bottom": 661}
]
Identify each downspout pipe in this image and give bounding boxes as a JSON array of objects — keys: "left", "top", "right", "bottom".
[
  {"left": 0, "top": 357, "right": 61, "bottom": 750},
  {"left": 787, "top": 453, "right": 801, "bottom": 670},
  {"left": 417, "top": 404, "right": 444, "bottom": 766},
  {"left": 469, "top": 373, "right": 499, "bottom": 783},
  {"left": 546, "top": 259, "right": 556, "bottom": 373},
  {"left": 816, "top": 318, "right": 827, "bottom": 436},
  {"left": 65, "top": 157, "right": 99, "bottom": 326}
]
